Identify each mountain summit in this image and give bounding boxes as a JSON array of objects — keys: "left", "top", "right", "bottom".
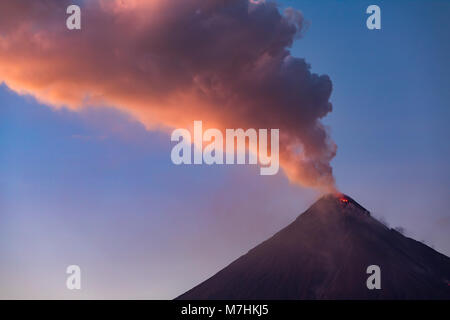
[{"left": 177, "top": 194, "right": 450, "bottom": 299}]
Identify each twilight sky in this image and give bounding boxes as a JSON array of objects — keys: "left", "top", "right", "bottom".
[{"left": 1, "top": 0, "right": 449, "bottom": 299}]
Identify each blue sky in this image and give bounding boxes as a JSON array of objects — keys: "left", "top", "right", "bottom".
[{"left": 1, "top": 0, "right": 449, "bottom": 298}]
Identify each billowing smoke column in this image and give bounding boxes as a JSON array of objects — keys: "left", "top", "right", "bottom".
[{"left": 0, "top": 0, "right": 337, "bottom": 191}]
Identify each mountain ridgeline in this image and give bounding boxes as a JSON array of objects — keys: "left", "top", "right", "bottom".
[{"left": 177, "top": 194, "right": 450, "bottom": 299}]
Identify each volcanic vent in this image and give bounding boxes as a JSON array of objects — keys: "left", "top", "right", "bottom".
[{"left": 177, "top": 194, "right": 450, "bottom": 299}]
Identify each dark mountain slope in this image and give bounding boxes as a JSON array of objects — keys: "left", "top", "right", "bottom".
[{"left": 177, "top": 194, "right": 450, "bottom": 299}]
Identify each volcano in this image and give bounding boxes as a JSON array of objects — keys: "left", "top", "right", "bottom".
[{"left": 177, "top": 194, "right": 450, "bottom": 299}]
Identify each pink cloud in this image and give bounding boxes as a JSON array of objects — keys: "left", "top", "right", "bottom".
[{"left": 0, "top": 0, "right": 337, "bottom": 191}]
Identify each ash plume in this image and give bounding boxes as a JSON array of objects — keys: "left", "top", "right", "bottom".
[{"left": 0, "top": 0, "right": 337, "bottom": 191}]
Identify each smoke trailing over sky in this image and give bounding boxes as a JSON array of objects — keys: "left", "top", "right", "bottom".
[{"left": 0, "top": 0, "right": 337, "bottom": 190}]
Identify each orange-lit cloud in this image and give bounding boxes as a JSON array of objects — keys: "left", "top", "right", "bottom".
[{"left": 0, "top": 0, "right": 337, "bottom": 191}]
